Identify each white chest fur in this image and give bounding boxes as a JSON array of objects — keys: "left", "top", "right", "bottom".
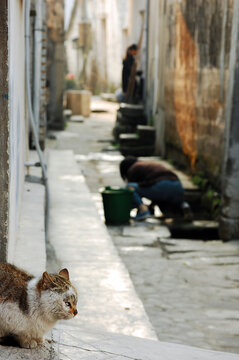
[{"left": 0, "top": 278, "right": 55, "bottom": 339}]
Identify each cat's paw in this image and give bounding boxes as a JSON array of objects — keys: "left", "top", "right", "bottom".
[
  {"left": 20, "top": 339, "right": 38, "bottom": 349},
  {"left": 19, "top": 338, "right": 42, "bottom": 349}
]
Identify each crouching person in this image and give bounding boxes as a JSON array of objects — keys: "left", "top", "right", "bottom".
[{"left": 119, "top": 156, "right": 192, "bottom": 221}]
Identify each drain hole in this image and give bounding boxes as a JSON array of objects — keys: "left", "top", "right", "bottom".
[{"left": 168, "top": 221, "right": 219, "bottom": 240}]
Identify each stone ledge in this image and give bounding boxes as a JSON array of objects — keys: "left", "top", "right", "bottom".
[
  {"left": 51, "top": 326, "right": 239, "bottom": 360},
  {"left": 1, "top": 326, "right": 237, "bottom": 360}
]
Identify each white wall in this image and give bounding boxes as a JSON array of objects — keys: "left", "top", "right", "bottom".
[{"left": 7, "top": 0, "right": 26, "bottom": 262}]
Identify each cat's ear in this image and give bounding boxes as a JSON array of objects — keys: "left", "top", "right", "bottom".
[
  {"left": 42, "top": 271, "right": 53, "bottom": 286},
  {"left": 59, "top": 268, "right": 69, "bottom": 281}
]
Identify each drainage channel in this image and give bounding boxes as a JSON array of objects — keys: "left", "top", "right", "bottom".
[{"left": 167, "top": 220, "right": 219, "bottom": 240}]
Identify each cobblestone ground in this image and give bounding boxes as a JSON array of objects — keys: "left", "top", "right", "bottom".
[{"left": 47, "top": 98, "right": 239, "bottom": 354}]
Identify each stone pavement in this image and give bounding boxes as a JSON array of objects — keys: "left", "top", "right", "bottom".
[
  {"left": 45, "top": 97, "right": 239, "bottom": 357},
  {"left": 47, "top": 149, "right": 157, "bottom": 341},
  {"left": 48, "top": 149, "right": 239, "bottom": 359},
  {"left": 1, "top": 145, "right": 238, "bottom": 359},
  {"left": 60, "top": 98, "right": 239, "bottom": 355},
  {"left": 108, "top": 223, "right": 239, "bottom": 353},
  {"left": 1, "top": 98, "right": 239, "bottom": 359},
  {"left": 45, "top": 149, "right": 239, "bottom": 358}
]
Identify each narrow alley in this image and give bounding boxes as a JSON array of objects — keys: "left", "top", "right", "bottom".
[
  {"left": 47, "top": 97, "right": 239, "bottom": 354},
  {"left": 1, "top": 1, "right": 239, "bottom": 359}
]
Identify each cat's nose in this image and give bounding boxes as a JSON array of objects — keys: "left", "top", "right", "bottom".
[{"left": 73, "top": 309, "right": 78, "bottom": 316}]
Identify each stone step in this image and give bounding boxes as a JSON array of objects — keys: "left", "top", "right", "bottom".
[
  {"left": 119, "top": 133, "right": 140, "bottom": 147},
  {"left": 119, "top": 102, "right": 145, "bottom": 117},
  {"left": 120, "top": 144, "right": 155, "bottom": 157},
  {"left": 117, "top": 110, "right": 147, "bottom": 125},
  {"left": 112, "top": 123, "right": 136, "bottom": 141},
  {"left": 137, "top": 125, "right": 156, "bottom": 141},
  {"left": 119, "top": 133, "right": 155, "bottom": 147}
]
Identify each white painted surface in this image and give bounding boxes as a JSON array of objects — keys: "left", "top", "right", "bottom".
[
  {"left": 12, "top": 150, "right": 46, "bottom": 275},
  {"left": 13, "top": 181, "right": 46, "bottom": 276},
  {"left": 8, "top": 0, "right": 26, "bottom": 262}
]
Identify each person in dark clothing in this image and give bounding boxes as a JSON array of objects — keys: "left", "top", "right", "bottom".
[
  {"left": 120, "top": 156, "right": 192, "bottom": 221},
  {"left": 122, "top": 44, "right": 138, "bottom": 93}
]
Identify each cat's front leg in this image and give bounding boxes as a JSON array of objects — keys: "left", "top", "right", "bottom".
[{"left": 17, "top": 336, "right": 43, "bottom": 349}]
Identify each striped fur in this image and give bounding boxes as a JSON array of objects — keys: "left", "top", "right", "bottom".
[{"left": 0, "top": 263, "right": 78, "bottom": 349}]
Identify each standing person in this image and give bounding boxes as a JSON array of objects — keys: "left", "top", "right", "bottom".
[
  {"left": 119, "top": 157, "right": 192, "bottom": 221},
  {"left": 122, "top": 44, "right": 138, "bottom": 94}
]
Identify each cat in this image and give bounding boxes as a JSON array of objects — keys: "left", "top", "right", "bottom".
[{"left": 0, "top": 262, "right": 78, "bottom": 349}]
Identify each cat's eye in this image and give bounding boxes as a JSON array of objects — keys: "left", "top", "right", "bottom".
[{"left": 65, "top": 302, "right": 71, "bottom": 307}]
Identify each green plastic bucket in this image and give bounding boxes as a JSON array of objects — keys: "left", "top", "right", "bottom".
[{"left": 101, "top": 186, "right": 133, "bottom": 225}]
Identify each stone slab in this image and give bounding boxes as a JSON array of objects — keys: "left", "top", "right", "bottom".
[
  {"left": 70, "top": 115, "right": 84, "bottom": 123},
  {"left": 122, "top": 223, "right": 171, "bottom": 238},
  {"left": 2, "top": 326, "right": 238, "bottom": 360},
  {"left": 52, "top": 326, "right": 239, "bottom": 360},
  {"left": 47, "top": 149, "right": 157, "bottom": 340}
]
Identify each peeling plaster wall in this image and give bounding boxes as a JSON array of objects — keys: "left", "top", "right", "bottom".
[
  {"left": 147, "top": 0, "right": 233, "bottom": 185},
  {"left": 7, "top": 0, "right": 26, "bottom": 262}
]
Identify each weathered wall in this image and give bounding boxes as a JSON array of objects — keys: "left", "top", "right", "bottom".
[
  {"left": 46, "top": 0, "right": 65, "bottom": 129},
  {"left": 7, "top": 0, "right": 26, "bottom": 262},
  {"left": 148, "top": 0, "right": 233, "bottom": 186},
  {"left": 0, "top": 0, "right": 9, "bottom": 262},
  {"left": 220, "top": 0, "right": 239, "bottom": 240}
]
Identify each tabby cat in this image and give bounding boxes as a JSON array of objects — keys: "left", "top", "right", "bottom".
[{"left": 0, "top": 262, "right": 78, "bottom": 349}]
